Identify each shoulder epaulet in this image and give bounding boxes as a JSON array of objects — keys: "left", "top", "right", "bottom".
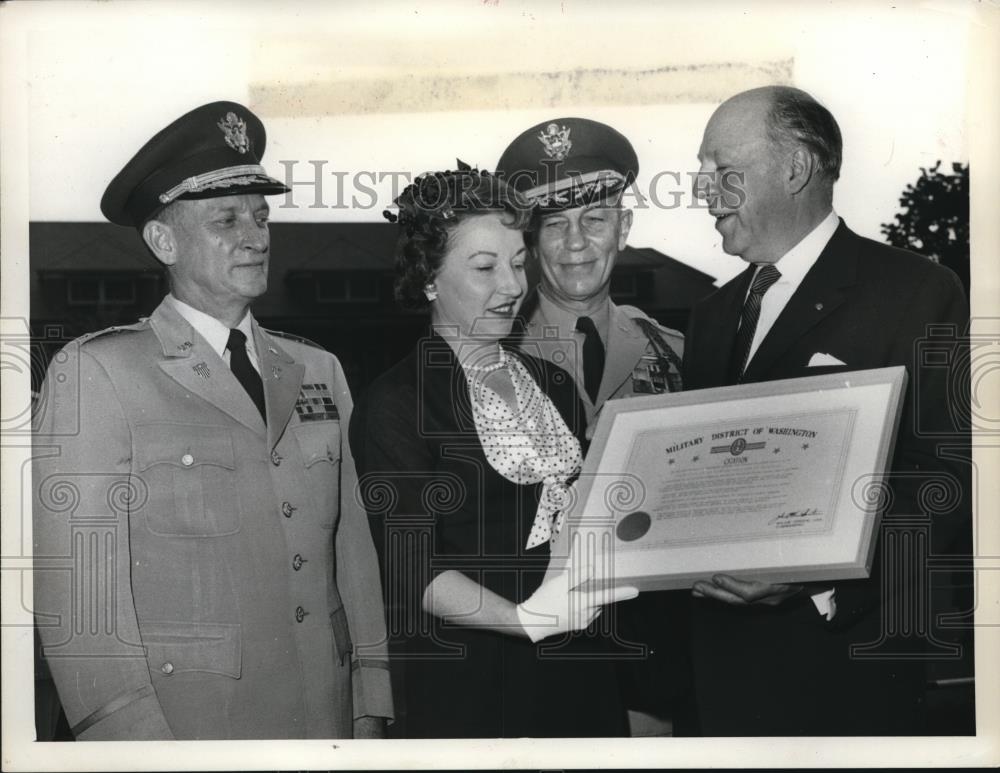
[
  {"left": 75, "top": 318, "right": 151, "bottom": 347},
  {"left": 261, "top": 328, "right": 328, "bottom": 352},
  {"left": 617, "top": 304, "right": 684, "bottom": 340},
  {"left": 617, "top": 303, "right": 656, "bottom": 323}
]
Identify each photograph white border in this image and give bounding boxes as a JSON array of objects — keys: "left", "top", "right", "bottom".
[{"left": 2, "top": 1, "right": 998, "bottom": 769}]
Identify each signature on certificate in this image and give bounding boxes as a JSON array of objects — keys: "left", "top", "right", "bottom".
[{"left": 769, "top": 508, "right": 823, "bottom": 527}]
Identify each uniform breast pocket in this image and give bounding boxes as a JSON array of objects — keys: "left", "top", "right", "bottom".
[
  {"left": 293, "top": 420, "right": 342, "bottom": 469},
  {"left": 133, "top": 424, "right": 241, "bottom": 537},
  {"left": 292, "top": 421, "right": 342, "bottom": 529}
]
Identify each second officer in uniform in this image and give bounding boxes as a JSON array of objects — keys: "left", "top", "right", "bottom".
[
  {"left": 496, "top": 118, "right": 693, "bottom": 736},
  {"left": 496, "top": 117, "right": 684, "bottom": 431}
]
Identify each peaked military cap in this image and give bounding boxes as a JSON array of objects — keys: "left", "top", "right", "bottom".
[
  {"left": 495, "top": 117, "right": 638, "bottom": 211},
  {"left": 101, "top": 101, "right": 290, "bottom": 227}
]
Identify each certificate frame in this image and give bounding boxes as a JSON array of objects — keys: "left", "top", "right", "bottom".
[{"left": 551, "top": 366, "right": 908, "bottom": 591}]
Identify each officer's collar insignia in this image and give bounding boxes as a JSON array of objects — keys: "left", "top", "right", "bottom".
[
  {"left": 538, "top": 123, "right": 572, "bottom": 160},
  {"left": 218, "top": 112, "right": 250, "bottom": 154},
  {"left": 177, "top": 341, "right": 193, "bottom": 352},
  {"left": 193, "top": 362, "right": 211, "bottom": 379}
]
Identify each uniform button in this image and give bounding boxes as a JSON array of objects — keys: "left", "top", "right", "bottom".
[
  {"left": 271, "top": 450, "right": 282, "bottom": 466},
  {"left": 281, "top": 501, "right": 296, "bottom": 518},
  {"left": 292, "top": 554, "right": 306, "bottom": 571},
  {"left": 181, "top": 454, "right": 194, "bottom": 467},
  {"left": 295, "top": 606, "right": 308, "bottom": 623},
  {"left": 161, "top": 662, "right": 174, "bottom": 675}
]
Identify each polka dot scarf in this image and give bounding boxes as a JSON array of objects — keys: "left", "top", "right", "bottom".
[{"left": 463, "top": 349, "right": 582, "bottom": 550}]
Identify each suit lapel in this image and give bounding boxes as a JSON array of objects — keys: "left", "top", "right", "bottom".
[
  {"left": 255, "top": 324, "right": 305, "bottom": 452},
  {"left": 599, "top": 303, "right": 648, "bottom": 404},
  {"left": 744, "top": 222, "right": 858, "bottom": 380},
  {"left": 696, "top": 264, "right": 755, "bottom": 387},
  {"left": 149, "top": 300, "right": 266, "bottom": 435}
]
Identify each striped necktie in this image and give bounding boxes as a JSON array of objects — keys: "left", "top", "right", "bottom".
[{"left": 729, "top": 264, "right": 781, "bottom": 383}]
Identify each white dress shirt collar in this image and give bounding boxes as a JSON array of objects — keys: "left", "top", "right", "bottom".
[
  {"left": 744, "top": 210, "right": 839, "bottom": 363},
  {"left": 767, "top": 209, "right": 840, "bottom": 285},
  {"left": 536, "top": 286, "right": 612, "bottom": 344},
  {"left": 165, "top": 295, "right": 258, "bottom": 366}
]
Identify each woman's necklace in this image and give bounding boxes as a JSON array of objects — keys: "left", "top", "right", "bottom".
[{"left": 462, "top": 344, "right": 507, "bottom": 373}]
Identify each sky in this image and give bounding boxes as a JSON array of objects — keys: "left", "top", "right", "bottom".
[{"left": 19, "top": 0, "right": 973, "bottom": 284}]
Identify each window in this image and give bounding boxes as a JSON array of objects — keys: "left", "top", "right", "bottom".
[
  {"left": 610, "top": 270, "right": 655, "bottom": 302},
  {"left": 315, "top": 272, "right": 380, "bottom": 303},
  {"left": 610, "top": 272, "right": 639, "bottom": 300},
  {"left": 67, "top": 276, "right": 137, "bottom": 306}
]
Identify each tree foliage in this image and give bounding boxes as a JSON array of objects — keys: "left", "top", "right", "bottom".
[{"left": 881, "top": 161, "right": 969, "bottom": 296}]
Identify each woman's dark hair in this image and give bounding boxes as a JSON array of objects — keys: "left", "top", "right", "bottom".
[{"left": 386, "top": 167, "right": 531, "bottom": 308}]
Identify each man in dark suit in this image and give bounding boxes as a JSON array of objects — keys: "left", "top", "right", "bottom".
[{"left": 683, "top": 86, "right": 970, "bottom": 735}]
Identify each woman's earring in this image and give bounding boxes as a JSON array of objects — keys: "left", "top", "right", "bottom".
[{"left": 424, "top": 284, "right": 438, "bottom": 302}]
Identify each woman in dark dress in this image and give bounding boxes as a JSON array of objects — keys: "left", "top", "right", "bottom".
[{"left": 349, "top": 168, "right": 637, "bottom": 738}]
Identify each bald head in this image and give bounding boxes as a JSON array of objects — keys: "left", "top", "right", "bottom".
[
  {"left": 701, "top": 89, "right": 778, "bottom": 173},
  {"left": 697, "top": 86, "right": 840, "bottom": 263},
  {"left": 709, "top": 87, "right": 774, "bottom": 131},
  {"left": 714, "top": 86, "right": 843, "bottom": 184}
]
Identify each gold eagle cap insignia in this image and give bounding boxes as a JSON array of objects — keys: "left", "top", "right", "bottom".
[
  {"left": 538, "top": 123, "right": 572, "bottom": 160},
  {"left": 218, "top": 112, "right": 250, "bottom": 154}
]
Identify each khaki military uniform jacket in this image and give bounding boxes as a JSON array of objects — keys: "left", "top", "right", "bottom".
[
  {"left": 32, "top": 299, "right": 392, "bottom": 740},
  {"left": 517, "top": 292, "right": 684, "bottom": 428}
]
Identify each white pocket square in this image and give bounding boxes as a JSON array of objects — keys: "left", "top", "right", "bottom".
[{"left": 808, "top": 352, "right": 846, "bottom": 367}]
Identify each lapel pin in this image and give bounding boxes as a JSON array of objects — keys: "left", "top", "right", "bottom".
[
  {"left": 815, "top": 302, "right": 824, "bottom": 311},
  {"left": 193, "top": 362, "right": 211, "bottom": 379},
  {"left": 271, "top": 365, "right": 282, "bottom": 379},
  {"left": 177, "top": 341, "right": 193, "bottom": 351},
  {"left": 268, "top": 346, "right": 278, "bottom": 355}
]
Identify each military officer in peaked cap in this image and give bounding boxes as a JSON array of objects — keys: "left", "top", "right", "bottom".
[
  {"left": 496, "top": 118, "right": 693, "bottom": 737},
  {"left": 32, "top": 101, "right": 392, "bottom": 739},
  {"left": 497, "top": 118, "right": 685, "bottom": 432}
]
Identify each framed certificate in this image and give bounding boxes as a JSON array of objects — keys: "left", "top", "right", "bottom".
[{"left": 550, "top": 367, "right": 907, "bottom": 591}]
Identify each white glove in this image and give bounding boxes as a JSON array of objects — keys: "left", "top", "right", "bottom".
[{"left": 515, "top": 564, "right": 639, "bottom": 643}]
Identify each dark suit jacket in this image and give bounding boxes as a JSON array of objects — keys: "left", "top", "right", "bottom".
[{"left": 682, "top": 221, "right": 970, "bottom": 735}]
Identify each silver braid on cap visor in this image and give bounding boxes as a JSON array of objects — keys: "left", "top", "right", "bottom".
[
  {"left": 158, "top": 164, "right": 271, "bottom": 204},
  {"left": 522, "top": 169, "right": 626, "bottom": 207}
]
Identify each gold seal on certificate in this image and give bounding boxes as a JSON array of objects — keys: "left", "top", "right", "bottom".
[{"left": 550, "top": 367, "right": 907, "bottom": 591}]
